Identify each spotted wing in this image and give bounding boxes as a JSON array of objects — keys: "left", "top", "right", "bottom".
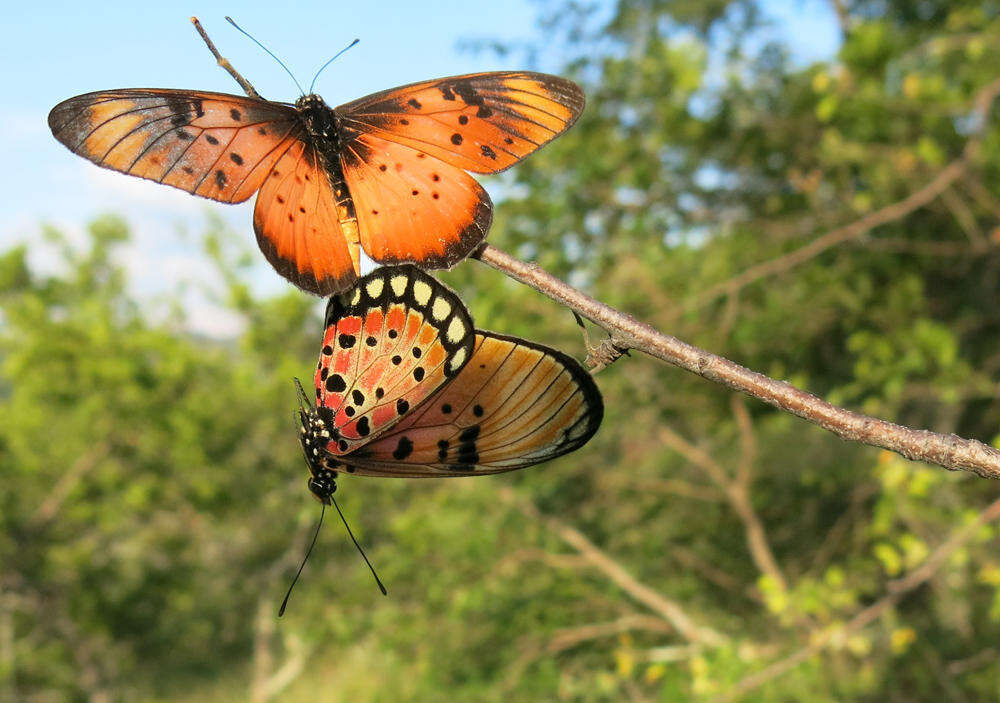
[
  {"left": 314, "top": 265, "right": 475, "bottom": 455},
  {"left": 342, "top": 332, "right": 603, "bottom": 477},
  {"left": 253, "top": 140, "right": 359, "bottom": 295},
  {"left": 340, "top": 132, "right": 492, "bottom": 269},
  {"left": 336, "top": 71, "right": 585, "bottom": 174},
  {"left": 48, "top": 89, "right": 302, "bottom": 202}
]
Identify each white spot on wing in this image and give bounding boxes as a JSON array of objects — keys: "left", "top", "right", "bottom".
[
  {"left": 413, "top": 280, "right": 432, "bottom": 306},
  {"left": 446, "top": 316, "right": 466, "bottom": 344},
  {"left": 366, "top": 278, "right": 384, "bottom": 298},
  {"left": 448, "top": 347, "right": 467, "bottom": 372},
  {"left": 431, "top": 297, "right": 451, "bottom": 321},
  {"left": 390, "top": 275, "right": 407, "bottom": 297}
]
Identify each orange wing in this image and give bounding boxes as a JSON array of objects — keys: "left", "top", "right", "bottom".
[
  {"left": 336, "top": 71, "right": 585, "bottom": 174},
  {"left": 340, "top": 132, "right": 492, "bottom": 268},
  {"left": 343, "top": 332, "right": 603, "bottom": 477},
  {"left": 48, "top": 89, "right": 302, "bottom": 202},
  {"left": 253, "top": 141, "right": 359, "bottom": 295}
]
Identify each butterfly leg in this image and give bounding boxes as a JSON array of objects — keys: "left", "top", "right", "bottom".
[{"left": 572, "top": 311, "right": 629, "bottom": 373}]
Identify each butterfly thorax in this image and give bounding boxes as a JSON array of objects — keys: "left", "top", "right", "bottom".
[{"left": 299, "top": 406, "right": 344, "bottom": 504}]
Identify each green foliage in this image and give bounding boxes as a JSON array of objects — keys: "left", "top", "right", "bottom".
[{"left": 7, "top": 1, "right": 1000, "bottom": 700}]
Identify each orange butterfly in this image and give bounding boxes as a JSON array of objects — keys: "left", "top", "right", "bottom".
[
  {"left": 49, "top": 69, "right": 584, "bottom": 295},
  {"left": 297, "top": 265, "right": 602, "bottom": 489}
]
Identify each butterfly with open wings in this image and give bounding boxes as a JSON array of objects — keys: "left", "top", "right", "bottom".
[{"left": 49, "top": 68, "right": 584, "bottom": 295}]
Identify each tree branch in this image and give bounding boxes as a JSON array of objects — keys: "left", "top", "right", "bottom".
[
  {"left": 546, "top": 615, "right": 675, "bottom": 654},
  {"left": 656, "top": 426, "right": 787, "bottom": 593},
  {"left": 688, "top": 76, "right": 1000, "bottom": 311},
  {"left": 498, "top": 486, "right": 728, "bottom": 646},
  {"left": 714, "top": 494, "right": 1000, "bottom": 702},
  {"left": 191, "top": 17, "right": 262, "bottom": 99},
  {"left": 474, "top": 244, "right": 1000, "bottom": 479}
]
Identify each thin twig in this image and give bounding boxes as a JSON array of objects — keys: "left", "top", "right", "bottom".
[
  {"left": 546, "top": 615, "right": 675, "bottom": 654},
  {"left": 29, "top": 442, "right": 110, "bottom": 529},
  {"left": 714, "top": 495, "right": 1000, "bottom": 702},
  {"left": 657, "top": 426, "right": 787, "bottom": 593},
  {"left": 191, "top": 17, "right": 262, "bottom": 99},
  {"left": 941, "top": 186, "right": 986, "bottom": 245},
  {"left": 473, "top": 243, "right": 1000, "bottom": 480},
  {"left": 829, "top": 0, "right": 851, "bottom": 34},
  {"left": 498, "top": 486, "right": 728, "bottom": 646}
]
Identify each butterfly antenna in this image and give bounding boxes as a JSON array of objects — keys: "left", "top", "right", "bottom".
[
  {"left": 310, "top": 39, "right": 360, "bottom": 93},
  {"left": 293, "top": 377, "right": 310, "bottom": 408},
  {"left": 278, "top": 504, "right": 325, "bottom": 617},
  {"left": 331, "top": 494, "right": 387, "bottom": 595},
  {"left": 225, "top": 16, "right": 306, "bottom": 96}
]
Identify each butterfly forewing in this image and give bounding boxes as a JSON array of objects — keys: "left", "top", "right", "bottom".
[
  {"left": 315, "top": 266, "right": 475, "bottom": 455},
  {"left": 341, "top": 132, "right": 492, "bottom": 269},
  {"left": 342, "top": 332, "right": 603, "bottom": 477},
  {"left": 48, "top": 89, "right": 301, "bottom": 203},
  {"left": 337, "top": 71, "right": 585, "bottom": 174}
]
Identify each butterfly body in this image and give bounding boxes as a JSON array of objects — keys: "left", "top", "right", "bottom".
[
  {"left": 296, "top": 265, "right": 602, "bottom": 486},
  {"left": 50, "top": 72, "right": 585, "bottom": 295}
]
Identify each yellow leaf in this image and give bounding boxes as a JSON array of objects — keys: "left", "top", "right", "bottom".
[
  {"left": 644, "top": 664, "right": 666, "bottom": 684},
  {"left": 812, "top": 71, "right": 831, "bottom": 92},
  {"left": 891, "top": 627, "right": 916, "bottom": 654},
  {"left": 615, "top": 650, "right": 634, "bottom": 678},
  {"left": 902, "top": 74, "right": 921, "bottom": 99}
]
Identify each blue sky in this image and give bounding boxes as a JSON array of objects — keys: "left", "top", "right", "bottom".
[{"left": 2, "top": 0, "right": 840, "bottom": 335}]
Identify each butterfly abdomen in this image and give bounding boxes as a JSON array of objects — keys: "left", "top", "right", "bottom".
[{"left": 296, "top": 95, "right": 361, "bottom": 260}]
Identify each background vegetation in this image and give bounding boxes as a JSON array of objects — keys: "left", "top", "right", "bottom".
[{"left": 6, "top": 1, "right": 1000, "bottom": 700}]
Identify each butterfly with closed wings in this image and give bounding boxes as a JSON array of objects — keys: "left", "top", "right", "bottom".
[
  {"left": 279, "top": 265, "right": 602, "bottom": 607},
  {"left": 298, "top": 265, "right": 603, "bottom": 491},
  {"left": 48, "top": 21, "right": 585, "bottom": 296}
]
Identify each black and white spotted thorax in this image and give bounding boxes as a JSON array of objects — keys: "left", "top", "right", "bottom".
[{"left": 298, "top": 404, "right": 342, "bottom": 504}]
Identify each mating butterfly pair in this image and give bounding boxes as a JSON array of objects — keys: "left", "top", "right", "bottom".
[
  {"left": 298, "top": 266, "right": 603, "bottom": 494},
  {"left": 49, "top": 70, "right": 584, "bottom": 295}
]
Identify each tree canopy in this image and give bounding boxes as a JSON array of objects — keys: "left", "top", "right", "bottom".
[{"left": 5, "top": 1, "right": 1000, "bottom": 700}]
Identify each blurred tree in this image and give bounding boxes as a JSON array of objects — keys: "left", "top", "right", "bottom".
[{"left": 6, "top": 0, "right": 1000, "bottom": 701}]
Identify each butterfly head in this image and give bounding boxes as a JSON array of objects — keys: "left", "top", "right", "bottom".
[
  {"left": 295, "top": 378, "right": 342, "bottom": 505},
  {"left": 294, "top": 94, "right": 327, "bottom": 109},
  {"left": 294, "top": 94, "right": 338, "bottom": 140}
]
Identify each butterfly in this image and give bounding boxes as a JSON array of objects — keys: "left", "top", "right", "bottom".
[
  {"left": 296, "top": 265, "right": 603, "bottom": 498},
  {"left": 48, "top": 71, "right": 585, "bottom": 296}
]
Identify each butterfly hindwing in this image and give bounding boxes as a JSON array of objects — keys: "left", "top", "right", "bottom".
[
  {"left": 48, "top": 89, "right": 302, "bottom": 203},
  {"left": 314, "top": 266, "right": 475, "bottom": 455},
  {"left": 343, "top": 332, "right": 603, "bottom": 477},
  {"left": 253, "top": 141, "right": 359, "bottom": 295},
  {"left": 337, "top": 71, "right": 585, "bottom": 174},
  {"left": 341, "top": 132, "right": 492, "bottom": 269}
]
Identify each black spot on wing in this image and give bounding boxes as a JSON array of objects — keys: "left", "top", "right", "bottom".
[
  {"left": 356, "top": 416, "right": 371, "bottom": 437},
  {"left": 392, "top": 437, "right": 414, "bottom": 460}
]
